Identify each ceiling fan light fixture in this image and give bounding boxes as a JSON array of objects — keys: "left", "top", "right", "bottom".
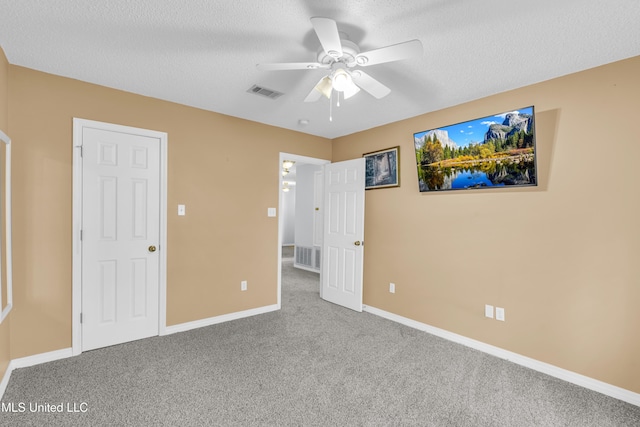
[{"left": 257, "top": 17, "right": 423, "bottom": 111}]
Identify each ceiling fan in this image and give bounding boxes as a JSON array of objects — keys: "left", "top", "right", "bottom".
[{"left": 256, "top": 17, "right": 423, "bottom": 103}]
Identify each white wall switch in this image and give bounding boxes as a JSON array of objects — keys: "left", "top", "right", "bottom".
[
  {"left": 267, "top": 207, "right": 276, "bottom": 217},
  {"left": 241, "top": 280, "right": 247, "bottom": 291},
  {"left": 485, "top": 304, "right": 494, "bottom": 319},
  {"left": 389, "top": 283, "right": 395, "bottom": 294},
  {"left": 496, "top": 307, "right": 505, "bottom": 321},
  {"left": 178, "top": 204, "right": 186, "bottom": 216}
]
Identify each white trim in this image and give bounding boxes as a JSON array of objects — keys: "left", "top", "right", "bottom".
[
  {"left": 0, "top": 348, "right": 74, "bottom": 400},
  {"left": 363, "top": 305, "right": 640, "bottom": 407},
  {"left": 163, "top": 304, "right": 279, "bottom": 335},
  {"left": 9, "top": 347, "right": 73, "bottom": 369},
  {"left": 0, "top": 129, "right": 12, "bottom": 323},
  {"left": 292, "top": 263, "right": 321, "bottom": 274},
  {"left": 0, "top": 361, "right": 12, "bottom": 399},
  {"left": 277, "top": 153, "right": 330, "bottom": 307},
  {"left": 72, "top": 118, "right": 168, "bottom": 355},
  {"left": 158, "top": 127, "right": 169, "bottom": 336}
]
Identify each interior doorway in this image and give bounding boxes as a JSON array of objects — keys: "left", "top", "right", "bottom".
[
  {"left": 72, "top": 119, "right": 168, "bottom": 355},
  {"left": 277, "top": 153, "right": 329, "bottom": 308}
]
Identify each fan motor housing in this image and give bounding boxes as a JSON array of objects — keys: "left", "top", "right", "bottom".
[{"left": 317, "top": 39, "right": 360, "bottom": 66}]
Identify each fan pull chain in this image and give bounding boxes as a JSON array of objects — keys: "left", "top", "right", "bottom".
[{"left": 329, "top": 90, "right": 333, "bottom": 122}]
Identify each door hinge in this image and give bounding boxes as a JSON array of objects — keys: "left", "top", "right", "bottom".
[
  {"left": 80, "top": 229, "right": 83, "bottom": 241},
  {"left": 79, "top": 145, "right": 83, "bottom": 157},
  {"left": 80, "top": 313, "right": 83, "bottom": 324}
]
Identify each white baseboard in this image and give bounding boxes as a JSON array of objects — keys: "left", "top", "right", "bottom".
[
  {"left": 163, "top": 304, "right": 280, "bottom": 335},
  {"left": 10, "top": 347, "right": 74, "bottom": 369},
  {"left": 0, "top": 361, "right": 12, "bottom": 400},
  {"left": 0, "top": 347, "right": 73, "bottom": 400},
  {"left": 363, "top": 305, "right": 640, "bottom": 407},
  {"left": 292, "top": 263, "right": 320, "bottom": 274}
]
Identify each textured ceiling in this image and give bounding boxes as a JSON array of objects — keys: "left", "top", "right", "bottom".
[{"left": 1, "top": 0, "right": 639, "bottom": 139}]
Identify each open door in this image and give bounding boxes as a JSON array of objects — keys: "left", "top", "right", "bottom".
[{"left": 321, "top": 158, "right": 365, "bottom": 312}]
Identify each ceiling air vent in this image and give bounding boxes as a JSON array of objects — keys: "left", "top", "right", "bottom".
[{"left": 247, "top": 84, "right": 284, "bottom": 100}]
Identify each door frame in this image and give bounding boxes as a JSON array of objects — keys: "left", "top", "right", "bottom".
[
  {"left": 71, "top": 118, "right": 168, "bottom": 356},
  {"left": 277, "top": 152, "right": 330, "bottom": 307}
]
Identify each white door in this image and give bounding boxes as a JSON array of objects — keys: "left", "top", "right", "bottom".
[
  {"left": 313, "top": 170, "right": 323, "bottom": 248},
  {"left": 81, "top": 127, "right": 161, "bottom": 351},
  {"left": 321, "top": 158, "right": 365, "bottom": 312}
]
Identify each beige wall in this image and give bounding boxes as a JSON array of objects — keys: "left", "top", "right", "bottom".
[
  {"left": 7, "top": 65, "right": 331, "bottom": 358},
  {"left": 0, "top": 47, "right": 9, "bottom": 382},
  {"left": 333, "top": 56, "right": 640, "bottom": 393}
]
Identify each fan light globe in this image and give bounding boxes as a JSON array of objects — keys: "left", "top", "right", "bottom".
[
  {"left": 315, "top": 76, "right": 333, "bottom": 99},
  {"left": 332, "top": 69, "right": 352, "bottom": 92}
]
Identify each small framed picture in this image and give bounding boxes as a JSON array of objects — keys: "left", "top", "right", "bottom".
[{"left": 364, "top": 146, "right": 400, "bottom": 189}]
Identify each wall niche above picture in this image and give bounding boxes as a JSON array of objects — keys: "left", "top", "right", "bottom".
[{"left": 414, "top": 106, "right": 537, "bottom": 192}]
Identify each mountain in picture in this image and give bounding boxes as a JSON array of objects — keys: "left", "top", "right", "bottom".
[
  {"left": 484, "top": 112, "right": 534, "bottom": 144},
  {"left": 414, "top": 129, "right": 458, "bottom": 151}
]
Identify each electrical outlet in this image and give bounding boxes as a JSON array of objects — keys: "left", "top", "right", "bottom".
[
  {"left": 241, "top": 280, "right": 247, "bottom": 291},
  {"left": 389, "top": 282, "right": 395, "bottom": 294},
  {"left": 485, "top": 304, "right": 494, "bottom": 319},
  {"left": 496, "top": 307, "right": 505, "bottom": 321}
]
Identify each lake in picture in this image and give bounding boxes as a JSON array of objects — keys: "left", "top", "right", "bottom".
[{"left": 417, "top": 158, "right": 536, "bottom": 191}]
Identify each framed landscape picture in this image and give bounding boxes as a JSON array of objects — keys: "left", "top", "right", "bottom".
[
  {"left": 364, "top": 146, "right": 399, "bottom": 190},
  {"left": 414, "top": 106, "right": 537, "bottom": 192}
]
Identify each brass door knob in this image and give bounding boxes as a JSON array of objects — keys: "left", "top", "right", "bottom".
[
  {"left": 148, "top": 245, "right": 157, "bottom": 253},
  {"left": 354, "top": 241, "right": 361, "bottom": 246}
]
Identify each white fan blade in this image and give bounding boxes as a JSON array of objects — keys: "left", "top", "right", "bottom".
[
  {"left": 352, "top": 71, "right": 391, "bottom": 99},
  {"left": 343, "top": 82, "right": 360, "bottom": 99},
  {"left": 355, "top": 39, "right": 422, "bottom": 67},
  {"left": 256, "top": 62, "right": 329, "bottom": 71},
  {"left": 310, "top": 17, "right": 343, "bottom": 58},
  {"left": 304, "top": 87, "right": 322, "bottom": 103},
  {"left": 304, "top": 76, "right": 332, "bottom": 102}
]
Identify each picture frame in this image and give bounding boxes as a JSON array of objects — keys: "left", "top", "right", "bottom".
[
  {"left": 413, "top": 106, "right": 537, "bottom": 192},
  {"left": 0, "top": 129, "right": 12, "bottom": 324},
  {"left": 364, "top": 146, "right": 400, "bottom": 190}
]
